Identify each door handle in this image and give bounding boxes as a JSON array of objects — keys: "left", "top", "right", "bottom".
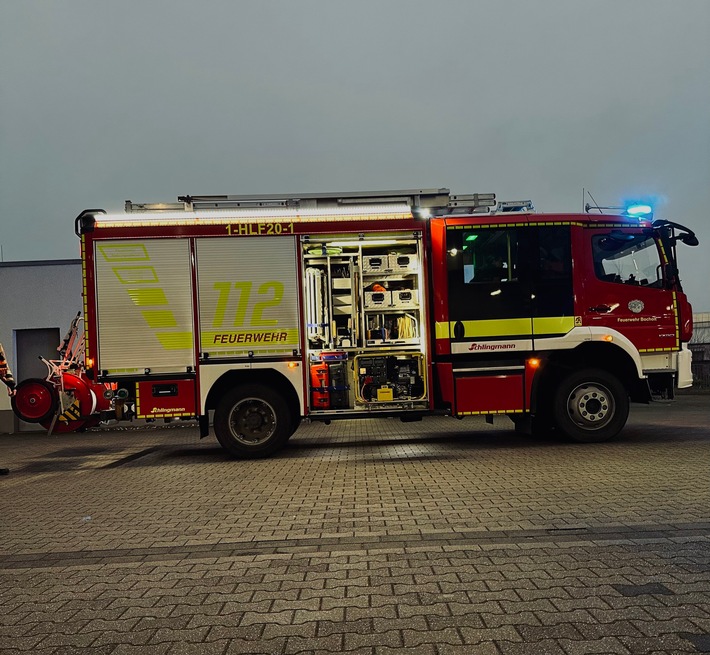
[{"left": 588, "top": 304, "right": 612, "bottom": 313}]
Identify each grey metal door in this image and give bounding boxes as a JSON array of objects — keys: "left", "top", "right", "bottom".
[{"left": 15, "top": 327, "right": 60, "bottom": 432}]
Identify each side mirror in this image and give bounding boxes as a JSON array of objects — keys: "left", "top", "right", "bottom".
[{"left": 680, "top": 233, "right": 699, "bottom": 247}]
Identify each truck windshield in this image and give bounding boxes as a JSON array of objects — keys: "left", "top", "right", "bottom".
[{"left": 592, "top": 233, "right": 663, "bottom": 288}]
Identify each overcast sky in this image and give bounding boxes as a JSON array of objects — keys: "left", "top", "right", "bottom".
[{"left": 1, "top": 0, "right": 709, "bottom": 310}]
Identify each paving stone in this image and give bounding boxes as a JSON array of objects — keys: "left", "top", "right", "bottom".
[
  {"left": 1, "top": 397, "right": 709, "bottom": 654},
  {"left": 402, "top": 626, "right": 463, "bottom": 647},
  {"left": 112, "top": 644, "right": 171, "bottom": 655},
  {"left": 223, "top": 636, "right": 287, "bottom": 654},
  {"left": 167, "top": 640, "right": 229, "bottom": 655},
  {"left": 516, "top": 623, "right": 584, "bottom": 641},
  {"left": 344, "top": 628, "right": 402, "bottom": 650},
  {"left": 438, "top": 642, "right": 500, "bottom": 655},
  {"left": 497, "top": 639, "right": 567, "bottom": 655}
]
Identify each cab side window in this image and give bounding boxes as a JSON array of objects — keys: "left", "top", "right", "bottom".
[
  {"left": 460, "top": 229, "right": 518, "bottom": 284},
  {"left": 447, "top": 227, "right": 528, "bottom": 322},
  {"left": 592, "top": 233, "right": 663, "bottom": 287}
]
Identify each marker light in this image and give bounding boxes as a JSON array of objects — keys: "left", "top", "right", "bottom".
[
  {"left": 527, "top": 357, "right": 540, "bottom": 369},
  {"left": 603, "top": 334, "right": 614, "bottom": 342},
  {"left": 626, "top": 203, "right": 653, "bottom": 218}
]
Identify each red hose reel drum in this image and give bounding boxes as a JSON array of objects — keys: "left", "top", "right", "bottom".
[
  {"left": 11, "top": 378, "right": 58, "bottom": 423},
  {"left": 12, "top": 372, "right": 112, "bottom": 433}
]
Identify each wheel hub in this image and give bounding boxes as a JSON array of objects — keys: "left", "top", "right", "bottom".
[
  {"left": 13, "top": 380, "right": 57, "bottom": 422},
  {"left": 567, "top": 382, "right": 614, "bottom": 430},
  {"left": 229, "top": 398, "right": 276, "bottom": 445}
]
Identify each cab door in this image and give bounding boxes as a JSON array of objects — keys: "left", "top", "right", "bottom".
[
  {"left": 578, "top": 228, "right": 679, "bottom": 352},
  {"left": 445, "top": 223, "right": 533, "bottom": 354},
  {"left": 444, "top": 223, "right": 574, "bottom": 352},
  {"left": 443, "top": 223, "right": 533, "bottom": 415}
]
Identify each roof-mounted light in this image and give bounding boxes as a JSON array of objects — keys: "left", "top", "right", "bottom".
[
  {"left": 625, "top": 203, "right": 653, "bottom": 218},
  {"left": 585, "top": 199, "right": 655, "bottom": 221},
  {"left": 95, "top": 203, "right": 414, "bottom": 226}
]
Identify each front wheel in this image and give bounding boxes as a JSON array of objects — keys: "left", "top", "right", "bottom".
[
  {"left": 552, "top": 368, "right": 629, "bottom": 443},
  {"left": 214, "top": 384, "right": 292, "bottom": 458}
]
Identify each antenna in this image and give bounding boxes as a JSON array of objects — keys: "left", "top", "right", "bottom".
[{"left": 585, "top": 190, "right": 604, "bottom": 214}]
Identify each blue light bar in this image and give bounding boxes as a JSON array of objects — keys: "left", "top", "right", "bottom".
[{"left": 626, "top": 203, "right": 653, "bottom": 218}]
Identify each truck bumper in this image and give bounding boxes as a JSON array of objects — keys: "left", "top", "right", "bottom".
[{"left": 677, "top": 343, "right": 693, "bottom": 389}]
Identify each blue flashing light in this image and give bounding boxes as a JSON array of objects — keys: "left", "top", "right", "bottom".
[{"left": 625, "top": 203, "right": 653, "bottom": 218}]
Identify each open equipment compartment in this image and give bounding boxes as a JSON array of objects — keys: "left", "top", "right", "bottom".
[{"left": 301, "top": 231, "right": 429, "bottom": 414}]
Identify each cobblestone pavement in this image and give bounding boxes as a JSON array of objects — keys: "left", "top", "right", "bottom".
[{"left": 1, "top": 392, "right": 709, "bottom": 654}]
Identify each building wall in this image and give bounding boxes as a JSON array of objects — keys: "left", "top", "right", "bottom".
[
  {"left": 0, "top": 260, "right": 82, "bottom": 433},
  {"left": 690, "top": 314, "right": 710, "bottom": 390}
]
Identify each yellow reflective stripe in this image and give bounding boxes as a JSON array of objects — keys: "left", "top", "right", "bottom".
[
  {"left": 639, "top": 347, "right": 676, "bottom": 353},
  {"left": 458, "top": 318, "right": 532, "bottom": 338},
  {"left": 98, "top": 243, "right": 150, "bottom": 262},
  {"left": 142, "top": 310, "right": 178, "bottom": 328},
  {"left": 436, "top": 316, "right": 575, "bottom": 339},
  {"left": 156, "top": 332, "right": 193, "bottom": 350},
  {"left": 128, "top": 288, "right": 169, "bottom": 305},
  {"left": 448, "top": 221, "right": 585, "bottom": 229},
  {"left": 435, "top": 322, "right": 450, "bottom": 339},
  {"left": 532, "top": 316, "right": 575, "bottom": 334},
  {"left": 459, "top": 409, "right": 524, "bottom": 416},
  {"left": 114, "top": 266, "right": 159, "bottom": 284}
]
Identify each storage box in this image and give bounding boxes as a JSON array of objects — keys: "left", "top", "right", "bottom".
[
  {"left": 389, "top": 253, "right": 418, "bottom": 273},
  {"left": 391, "top": 289, "right": 418, "bottom": 309},
  {"left": 362, "top": 255, "right": 391, "bottom": 274},
  {"left": 332, "top": 278, "right": 352, "bottom": 289},
  {"left": 364, "top": 291, "right": 392, "bottom": 308}
]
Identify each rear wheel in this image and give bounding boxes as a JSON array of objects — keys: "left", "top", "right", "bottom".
[
  {"left": 214, "top": 384, "right": 292, "bottom": 458},
  {"left": 552, "top": 368, "right": 629, "bottom": 443},
  {"left": 12, "top": 378, "right": 58, "bottom": 423}
]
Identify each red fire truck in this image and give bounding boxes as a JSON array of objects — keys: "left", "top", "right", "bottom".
[{"left": 12, "top": 189, "right": 698, "bottom": 457}]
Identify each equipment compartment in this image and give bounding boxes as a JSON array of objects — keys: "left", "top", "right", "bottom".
[
  {"left": 302, "top": 231, "right": 428, "bottom": 413},
  {"left": 354, "top": 352, "right": 425, "bottom": 403}
]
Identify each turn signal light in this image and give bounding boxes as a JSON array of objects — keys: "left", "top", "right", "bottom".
[{"left": 527, "top": 357, "right": 541, "bottom": 369}]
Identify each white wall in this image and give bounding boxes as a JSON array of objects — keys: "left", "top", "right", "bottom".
[{"left": 0, "top": 260, "right": 82, "bottom": 432}]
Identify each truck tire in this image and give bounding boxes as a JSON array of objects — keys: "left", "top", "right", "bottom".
[
  {"left": 552, "top": 368, "right": 629, "bottom": 443},
  {"left": 287, "top": 415, "right": 302, "bottom": 440},
  {"left": 214, "top": 384, "right": 292, "bottom": 458}
]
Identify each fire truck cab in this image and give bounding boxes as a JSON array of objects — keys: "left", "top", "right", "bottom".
[{"left": 12, "top": 189, "right": 697, "bottom": 457}]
